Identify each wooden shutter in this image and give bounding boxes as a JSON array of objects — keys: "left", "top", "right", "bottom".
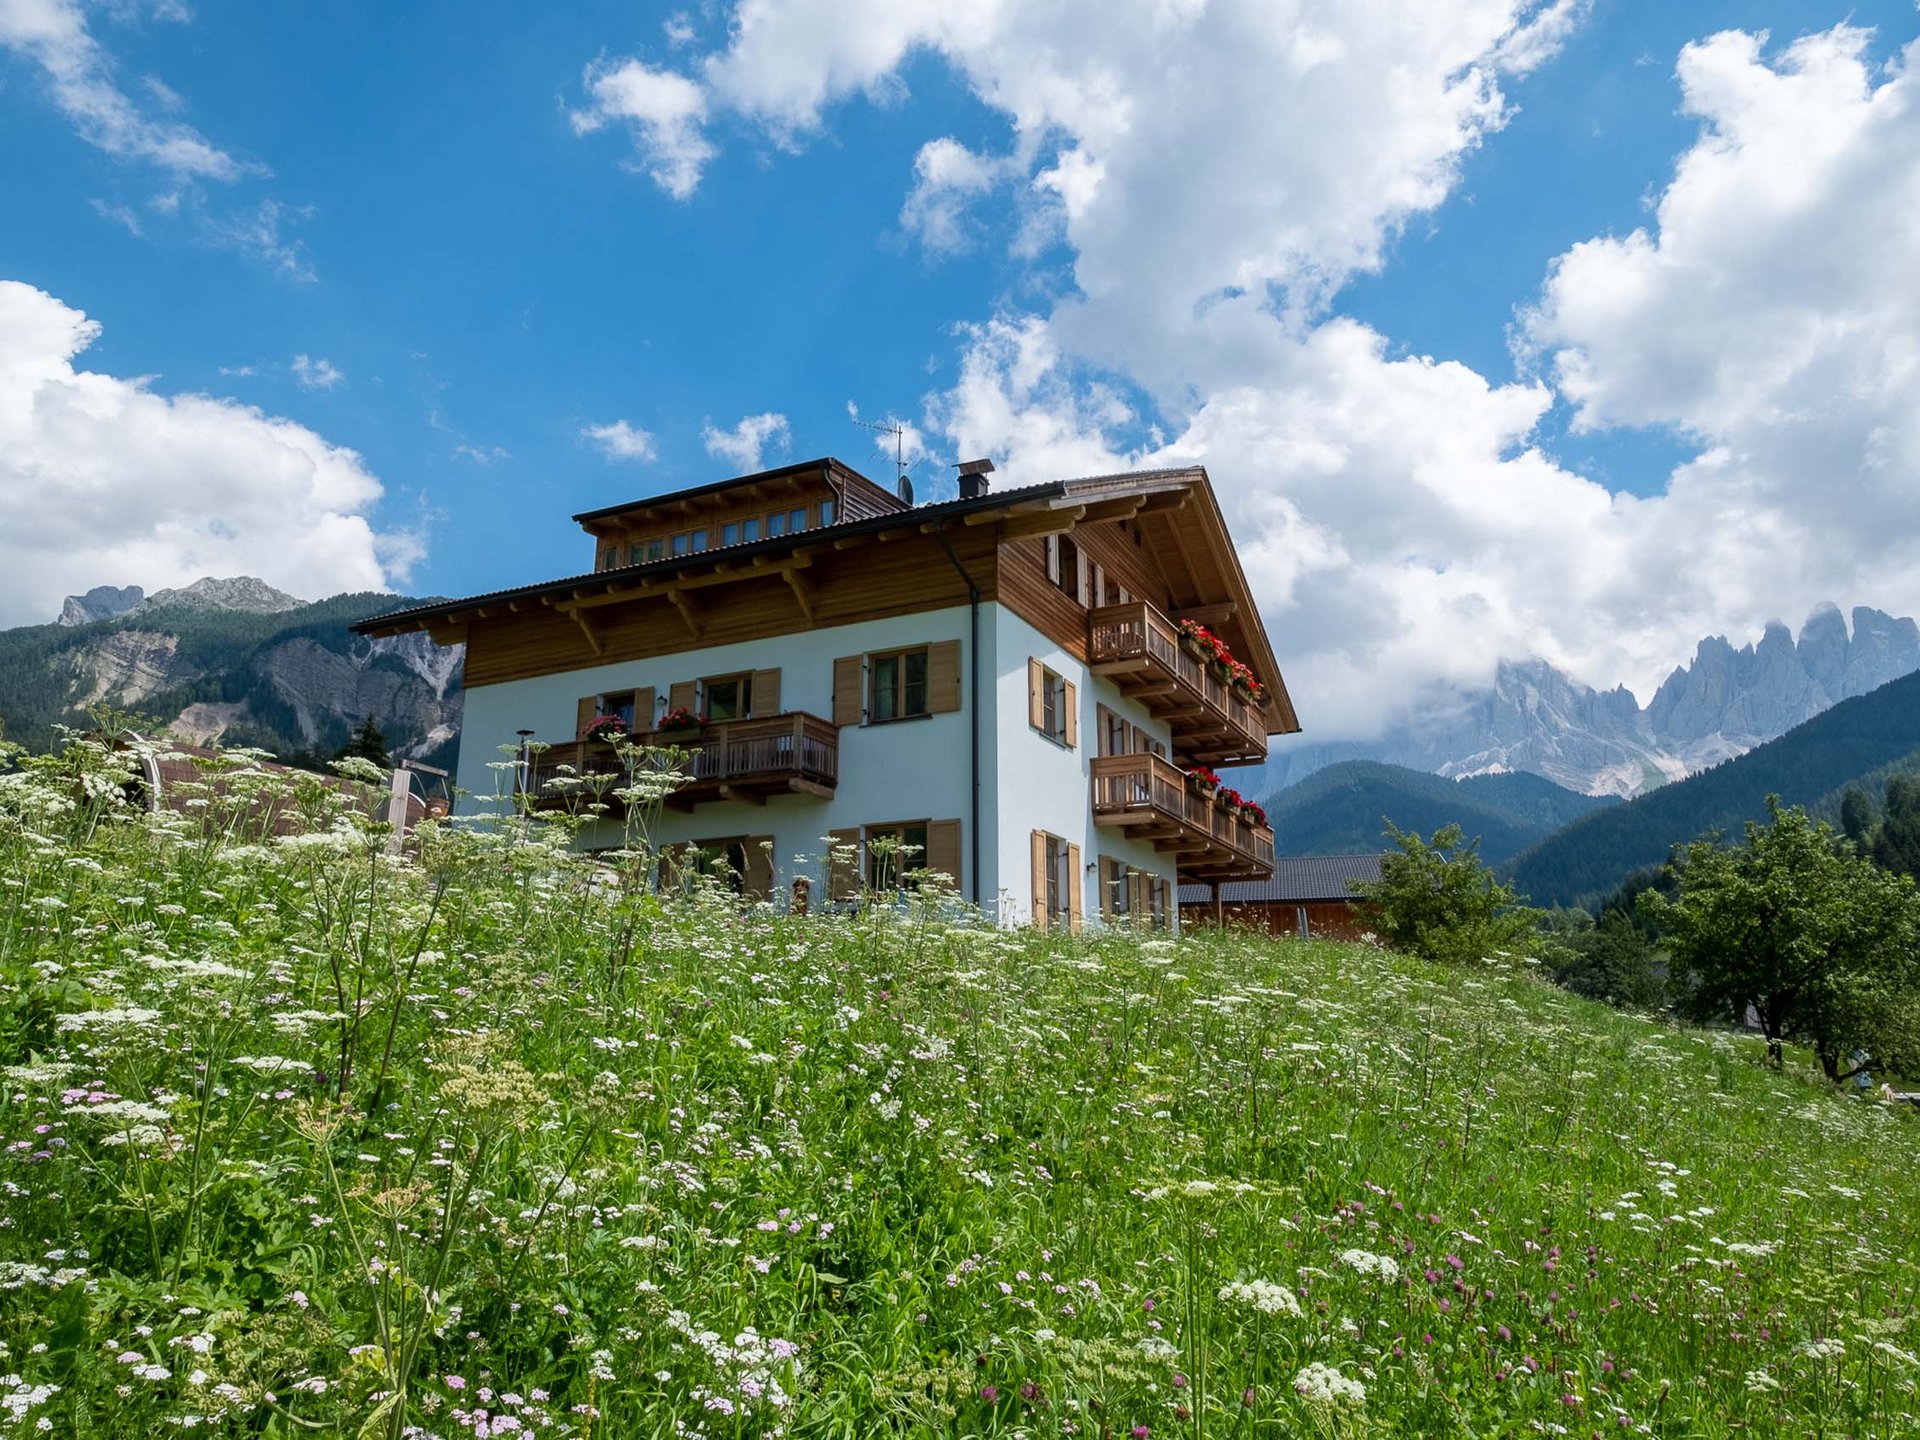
[
  {"left": 926, "top": 819, "right": 961, "bottom": 888},
  {"left": 1129, "top": 869, "right": 1149, "bottom": 919},
  {"left": 750, "top": 668, "right": 781, "bottom": 718},
  {"left": 575, "top": 696, "right": 598, "bottom": 739},
  {"left": 1097, "top": 856, "right": 1114, "bottom": 916},
  {"left": 928, "top": 640, "right": 962, "bottom": 714},
  {"left": 1066, "top": 843, "right": 1083, "bottom": 932},
  {"left": 826, "top": 827, "right": 861, "bottom": 901},
  {"left": 632, "top": 687, "right": 655, "bottom": 731},
  {"left": 832, "top": 655, "right": 863, "bottom": 726},
  {"left": 1030, "top": 830, "right": 1048, "bottom": 930},
  {"left": 742, "top": 836, "right": 774, "bottom": 901},
  {"left": 1027, "top": 659, "right": 1045, "bottom": 731},
  {"left": 1063, "top": 679, "right": 1078, "bottom": 749},
  {"left": 669, "top": 680, "right": 697, "bottom": 714}
]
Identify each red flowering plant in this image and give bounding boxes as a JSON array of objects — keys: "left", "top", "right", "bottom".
[
  {"left": 1216, "top": 785, "right": 1244, "bottom": 810},
  {"left": 1179, "top": 619, "right": 1265, "bottom": 701},
  {"left": 1187, "top": 765, "right": 1223, "bottom": 794},
  {"left": 1177, "top": 618, "right": 1227, "bottom": 663},
  {"left": 1239, "top": 799, "right": 1268, "bottom": 828},
  {"left": 583, "top": 713, "right": 630, "bottom": 743},
  {"left": 655, "top": 706, "right": 705, "bottom": 733}
]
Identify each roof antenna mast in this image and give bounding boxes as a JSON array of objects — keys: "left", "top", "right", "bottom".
[{"left": 853, "top": 415, "right": 918, "bottom": 506}]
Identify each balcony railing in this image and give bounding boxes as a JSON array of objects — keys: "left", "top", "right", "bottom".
[
  {"left": 1090, "top": 751, "right": 1275, "bottom": 881},
  {"left": 1087, "top": 602, "right": 1268, "bottom": 764},
  {"left": 526, "top": 711, "right": 838, "bottom": 813}
]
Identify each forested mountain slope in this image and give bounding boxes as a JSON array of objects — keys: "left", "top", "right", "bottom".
[
  {"left": 1509, "top": 670, "right": 1920, "bottom": 908},
  {"left": 1262, "top": 760, "right": 1616, "bottom": 863}
]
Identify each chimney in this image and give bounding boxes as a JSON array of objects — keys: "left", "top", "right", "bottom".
[{"left": 956, "top": 457, "right": 995, "bottom": 500}]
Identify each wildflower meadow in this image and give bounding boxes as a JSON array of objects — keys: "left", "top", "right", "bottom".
[{"left": 2, "top": 736, "right": 1918, "bottom": 1436}]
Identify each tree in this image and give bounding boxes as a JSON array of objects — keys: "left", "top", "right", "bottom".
[
  {"left": 1643, "top": 797, "right": 1920, "bottom": 1080},
  {"left": 1840, "top": 786, "right": 1878, "bottom": 852},
  {"left": 1872, "top": 775, "right": 1920, "bottom": 881},
  {"left": 1353, "top": 821, "right": 1540, "bottom": 965},
  {"left": 334, "top": 714, "right": 391, "bottom": 769},
  {"left": 1554, "top": 908, "right": 1666, "bottom": 1010}
]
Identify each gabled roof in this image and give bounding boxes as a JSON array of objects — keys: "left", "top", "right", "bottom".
[
  {"left": 1178, "top": 854, "right": 1385, "bottom": 905},
  {"left": 352, "top": 462, "right": 1301, "bottom": 736},
  {"left": 351, "top": 477, "right": 1067, "bottom": 637},
  {"left": 570, "top": 456, "right": 902, "bottom": 528}
]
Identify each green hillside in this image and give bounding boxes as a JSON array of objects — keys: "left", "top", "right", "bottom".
[
  {"left": 1263, "top": 759, "right": 1616, "bottom": 862},
  {"left": 1, "top": 744, "right": 1915, "bottom": 1435},
  {"left": 1511, "top": 669, "right": 1920, "bottom": 908},
  {"left": 0, "top": 591, "right": 453, "bottom": 766}
]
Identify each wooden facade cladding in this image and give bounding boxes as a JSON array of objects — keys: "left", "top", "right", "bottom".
[
  {"left": 577, "top": 458, "right": 907, "bottom": 572},
  {"left": 359, "top": 461, "right": 1299, "bottom": 744},
  {"left": 457, "top": 524, "right": 1000, "bottom": 688}
]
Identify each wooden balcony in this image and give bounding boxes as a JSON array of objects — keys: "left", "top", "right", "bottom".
[
  {"left": 527, "top": 711, "right": 838, "bottom": 813},
  {"left": 1090, "top": 752, "right": 1275, "bottom": 882},
  {"left": 1087, "top": 602, "right": 1268, "bottom": 764}
]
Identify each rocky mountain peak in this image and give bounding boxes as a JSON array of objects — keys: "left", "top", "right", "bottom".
[
  {"left": 1265, "top": 600, "right": 1920, "bottom": 799},
  {"left": 139, "top": 576, "right": 307, "bottom": 615},
  {"left": 56, "top": 584, "right": 145, "bottom": 627}
]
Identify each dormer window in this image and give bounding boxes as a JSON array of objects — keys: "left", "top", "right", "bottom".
[{"left": 821, "top": 498, "right": 836, "bottom": 525}]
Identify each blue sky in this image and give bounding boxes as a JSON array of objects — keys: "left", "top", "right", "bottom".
[{"left": 4, "top": 0, "right": 1919, "bottom": 734}]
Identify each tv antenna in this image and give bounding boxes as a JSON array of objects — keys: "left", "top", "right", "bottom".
[{"left": 853, "top": 416, "right": 921, "bottom": 505}]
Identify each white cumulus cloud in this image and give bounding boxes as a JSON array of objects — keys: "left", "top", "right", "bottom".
[
  {"left": 574, "top": 5, "right": 1920, "bottom": 746},
  {"left": 582, "top": 419, "right": 659, "bottom": 462},
  {"left": 701, "top": 412, "right": 790, "bottom": 471},
  {"left": 570, "top": 55, "right": 714, "bottom": 200},
  {"left": 0, "top": 280, "right": 415, "bottom": 628}
]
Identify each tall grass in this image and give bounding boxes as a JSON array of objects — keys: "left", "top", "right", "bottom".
[{"left": 1, "top": 736, "right": 1917, "bottom": 1436}]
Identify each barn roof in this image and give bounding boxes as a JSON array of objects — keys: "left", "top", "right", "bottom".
[{"left": 1178, "top": 853, "right": 1385, "bottom": 905}]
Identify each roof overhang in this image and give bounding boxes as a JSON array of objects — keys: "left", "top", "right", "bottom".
[{"left": 351, "top": 480, "right": 1069, "bottom": 639}]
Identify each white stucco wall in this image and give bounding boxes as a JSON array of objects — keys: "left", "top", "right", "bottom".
[
  {"left": 987, "top": 604, "right": 1177, "bottom": 928},
  {"left": 455, "top": 606, "right": 986, "bottom": 898},
  {"left": 453, "top": 599, "right": 1179, "bottom": 926}
]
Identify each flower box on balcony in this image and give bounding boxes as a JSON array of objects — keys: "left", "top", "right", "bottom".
[
  {"left": 654, "top": 706, "right": 706, "bottom": 740},
  {"left": 582, "top": 715, "right": 631, "bottom": 745}
]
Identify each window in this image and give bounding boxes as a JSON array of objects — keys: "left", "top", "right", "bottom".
[
  {"left": 671, "top": 532, "right": 691, "bottom": 556},
  {"left": 820, "top": 498, "right": 836, "bottom": 525},
  {"left": 722, "top": 522, "right": 741, "bottom": 547},
  {"left": 600, "top": 691, "right": 637, "bottom": 728},
  {"left": 1102, "top": 857, "right": 1134, "bottom": 918},
  {"left": 766, "top": 511, "right": 788, "bottom": 537},
  {"left": 1055, "top": 535, "right": 1082, "bottom": 603},
  {"left": 1100, "top": 706, "right": 1131, "bottom": 758},
  {"left": 869, "top": 648, "right": 930, "bottom": 722},
  {"left": 866, "top": 822, "right": 930, "bottom": 890},
  {"left": 1043, "top": 833, "right": 1072, "bottom": 926},
  {"left": 690, "top": 528, "right": 709, "bottom": 551},
  {"left": 701, "top": 673, "right": 753, "bottom": 722},
  {"left": 788, "top": 507, "right": 809, "bottom": 532},
  {"left": 1031, "top": 662, "right": 1071, "bottom": 745},
  {"left": 743, "top": 517, "right": 761, "bottom": 542}
]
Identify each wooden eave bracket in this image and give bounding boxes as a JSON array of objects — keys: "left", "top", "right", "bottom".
[
  {"left": 568, "top": 607, "right": 605, "bottom": 657},
  {"left": 784, "top": 567, "right": 817, "bottom": 621},
  {"left": 667, "top": 587, "right": 702, "bottom": 638}
]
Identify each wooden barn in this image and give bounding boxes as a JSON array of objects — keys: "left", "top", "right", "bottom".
[{"left": 1179, "top": 853, "right": 1384, "bottom": 939}]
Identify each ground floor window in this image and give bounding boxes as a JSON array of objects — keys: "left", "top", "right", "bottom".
[{"left": 866, "top": 821, "right": 929, "bottom": 890}]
